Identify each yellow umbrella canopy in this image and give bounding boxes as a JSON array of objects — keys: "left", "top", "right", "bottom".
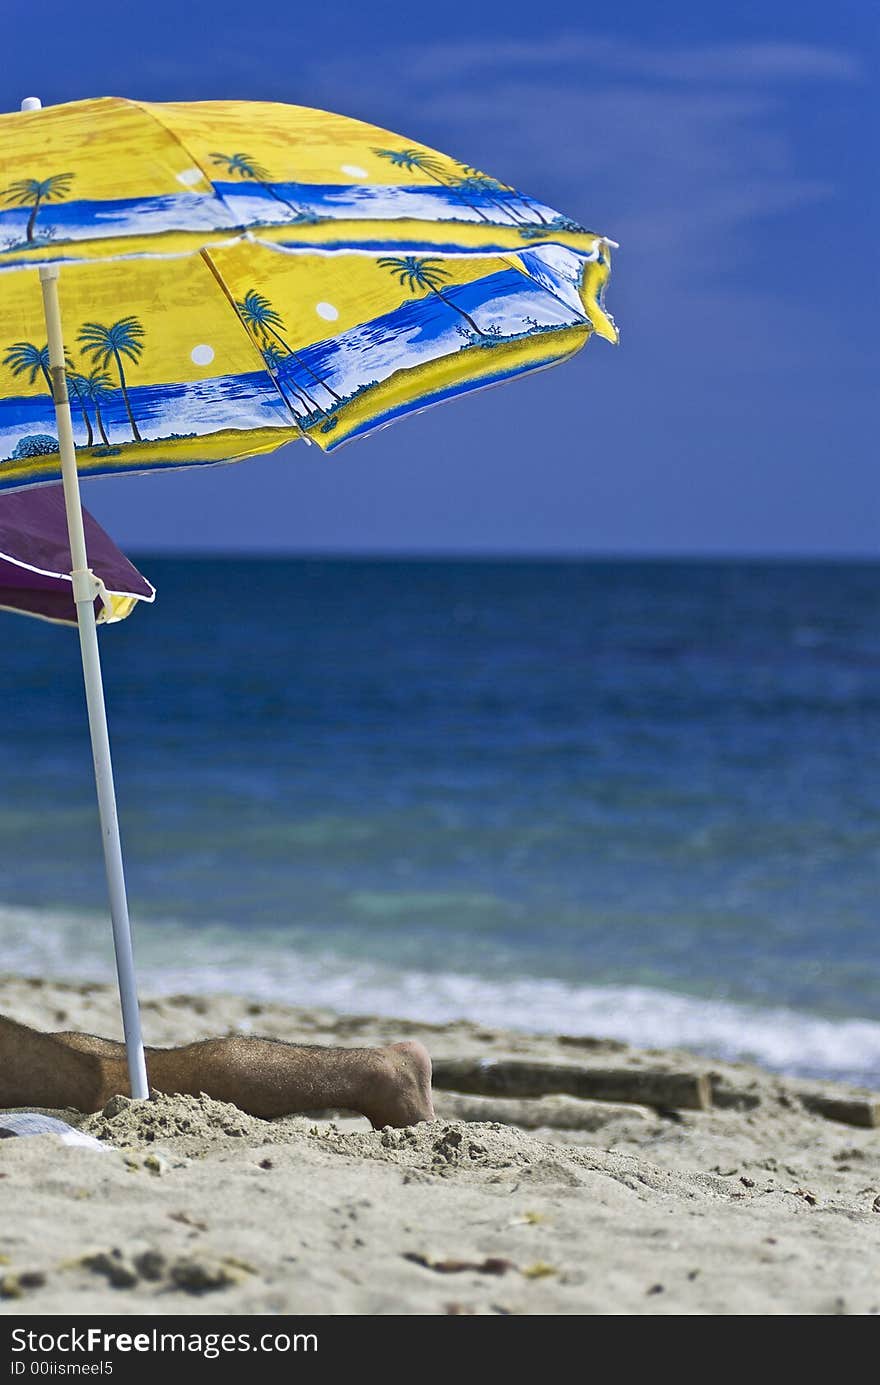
[
  {"left": 0, "top": 96, "right": 619, "bottom": 1098},
  {"left": 0, "top": 98, "right": 617, "bottom": 489}
]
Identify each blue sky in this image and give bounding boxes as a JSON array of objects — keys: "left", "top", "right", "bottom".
[{"left": 2, "top": 0, "right": 876, "bottom": 554}]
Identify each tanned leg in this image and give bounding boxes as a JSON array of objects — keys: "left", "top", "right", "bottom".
[
  {"left": 2, "top": 1017, "right": 434, "bottom": 1128},
  {"left": 147, "top": 1036, "right": 434, "bottom": 1128},
  {"left": 0, "top": 1015, "right": 107, "bottom": 1113}
]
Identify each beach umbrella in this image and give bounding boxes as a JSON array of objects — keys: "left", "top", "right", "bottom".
[
  {"left": 0, "top": 481, "right": 153, "bottom": 625},
  {"left": 0, "top": 95, "right": 619, "bottom": 1096}
]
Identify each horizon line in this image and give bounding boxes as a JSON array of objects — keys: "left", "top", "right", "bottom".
[{"left": 119, "top": 547, "right": 880, "bottom": 564}]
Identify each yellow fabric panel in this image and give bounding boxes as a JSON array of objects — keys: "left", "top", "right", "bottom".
[
  {"left": 0, "top": 249, "right": 302, "bottom": 489},
  {"left": 0, "top": 98, "right": 617, "bottom": 484},
  {"left": 0, "top": 97, "right": 208, "bottom": 203},
  {"left": 0, "top": 98, "right": 615, "bottom": 270},
  {"left": 100, "top": 590, "right": 150, "bottom": 624}
]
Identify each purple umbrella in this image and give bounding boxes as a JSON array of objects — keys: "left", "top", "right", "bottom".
[{"left": 0, "top": 484, "right": 154, "bottom": 626}]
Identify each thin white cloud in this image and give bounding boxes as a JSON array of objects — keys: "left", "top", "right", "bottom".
[
  {"left": 624, "top": 41, "right": 860, "bottom": 83},
  {"left": 398, "top": 35, "right": 861, "bottom": 85}
]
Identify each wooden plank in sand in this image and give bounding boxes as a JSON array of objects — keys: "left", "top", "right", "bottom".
[
  {"left": 431, "top": 1058, "right": 712, "bottom": 1111},
  {"left": 800, "top": 1093, "right": 880, "bottom": 1129},
  {"left": 434, "top": 1091, "right": 654, "bottom": 1131}
]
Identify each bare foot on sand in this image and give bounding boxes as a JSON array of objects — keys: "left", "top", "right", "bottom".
[
  {"left": 0, "top": 1014, "right": 435, "bottom": 1127},
  {"left": 366, "top": 1041, "right": 434, "bottom": 1129}
]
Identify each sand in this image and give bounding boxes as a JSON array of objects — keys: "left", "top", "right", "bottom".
[{"left": 1, "top": 973, "right": 879, "bottom": 1316}]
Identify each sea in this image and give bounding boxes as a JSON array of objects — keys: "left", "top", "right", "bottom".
[{"left": 1, "top": 557, "right": 878, "bottom": 1085}]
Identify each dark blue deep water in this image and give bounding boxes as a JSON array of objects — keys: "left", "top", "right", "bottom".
[{"left": 2, "top": 558, "right": 879, "bottom": 1080}]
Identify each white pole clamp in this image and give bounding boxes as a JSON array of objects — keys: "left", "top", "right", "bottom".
[{"left": 71, "top": 566, "right": 102, "bottom": 605}]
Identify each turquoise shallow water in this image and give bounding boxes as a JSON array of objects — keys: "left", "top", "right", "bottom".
[{"left": 1, "top": 558, "right": 879, "bottom": 1081}]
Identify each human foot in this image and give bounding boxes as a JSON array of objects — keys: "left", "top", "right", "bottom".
[{"left": 365, "top": 1040, "right": 434, "bottom": 1129}]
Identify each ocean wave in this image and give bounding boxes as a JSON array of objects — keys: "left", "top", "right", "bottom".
[{"left": 1, "top": 902, "right": 879, "bottom": 1086}]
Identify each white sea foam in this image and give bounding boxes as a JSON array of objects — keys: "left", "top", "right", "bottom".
[{"left": 2, "top": 903, "right": 879, "bottom": 1085}]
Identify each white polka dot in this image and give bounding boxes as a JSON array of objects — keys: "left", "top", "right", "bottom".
[
  {"left": 340, "top": 164, "right": 369, "bottom": 179},
  {"left": 191, "top": 344, "right": 215, "bottom": 365},
  {"left": 177, "top": 167, "right": 206, "bottom": 187},
  {"left": 315, "top": 302, "right": 339, "bottom": 321}
]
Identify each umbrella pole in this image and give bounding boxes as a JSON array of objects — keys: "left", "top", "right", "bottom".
[{"left": 38, "top": 264, "right": 149, "bottom": 1101}]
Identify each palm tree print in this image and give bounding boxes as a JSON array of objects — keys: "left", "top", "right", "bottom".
[
  {"left": 259, "top": 343, "right": 314, "bottom": 418},
  {"left": 372, "top": 147, "right": 492, "bottom": 224},
  {"left": 377, "top": 257, "right": 487, "bottom": 338},
  {"left": 453, "top": 171, "right": 528, "bottom": 226},
  {"left": 3, "top": 342, "right": 105, "bottom": 450},
  {"left": 235, "top": 289, "right": 341, "bottom": 411},
  {"left": 64, "top": 358, "right": 93, "bottom": 448},
  {"left": 210, "top": 151, "right": 305, "bottom": 219},
  {"left": 455, "top": 173, "right": 523, "bottom": 224},
  {"left": 1, "top": 173, "right": 74, "bottom": 243},
  {"left": 3, "top": 341, "right": 52, "bottom": 395},
  {"left": 77, "top": 317, "right": 145, "bottom": 442},
  {"left": 455, "top": 164, "right": 549, "bottom": 226},
  {"left": 378, "top": 147, "right": 549, "bottom": 227},
  {"left": 373, "top": 147, "right": 450, "bottom": 184},
  {"left": 79, "top": 368, "right": 115, "bottom": 447},
  {"left": 82, "top": 370, "right": 115, "bottom": 446}
]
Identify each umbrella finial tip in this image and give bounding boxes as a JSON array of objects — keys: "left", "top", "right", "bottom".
[{"left": 20, "top": 96, "right": 42, "bottom": 112}]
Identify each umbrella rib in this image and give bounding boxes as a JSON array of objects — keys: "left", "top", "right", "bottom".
[
  {"left": 198, "top": 247, "right": 309, "bottom": 434},
  {"left": 128, "top": 98, "right": 244, "bottom": 233}
]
